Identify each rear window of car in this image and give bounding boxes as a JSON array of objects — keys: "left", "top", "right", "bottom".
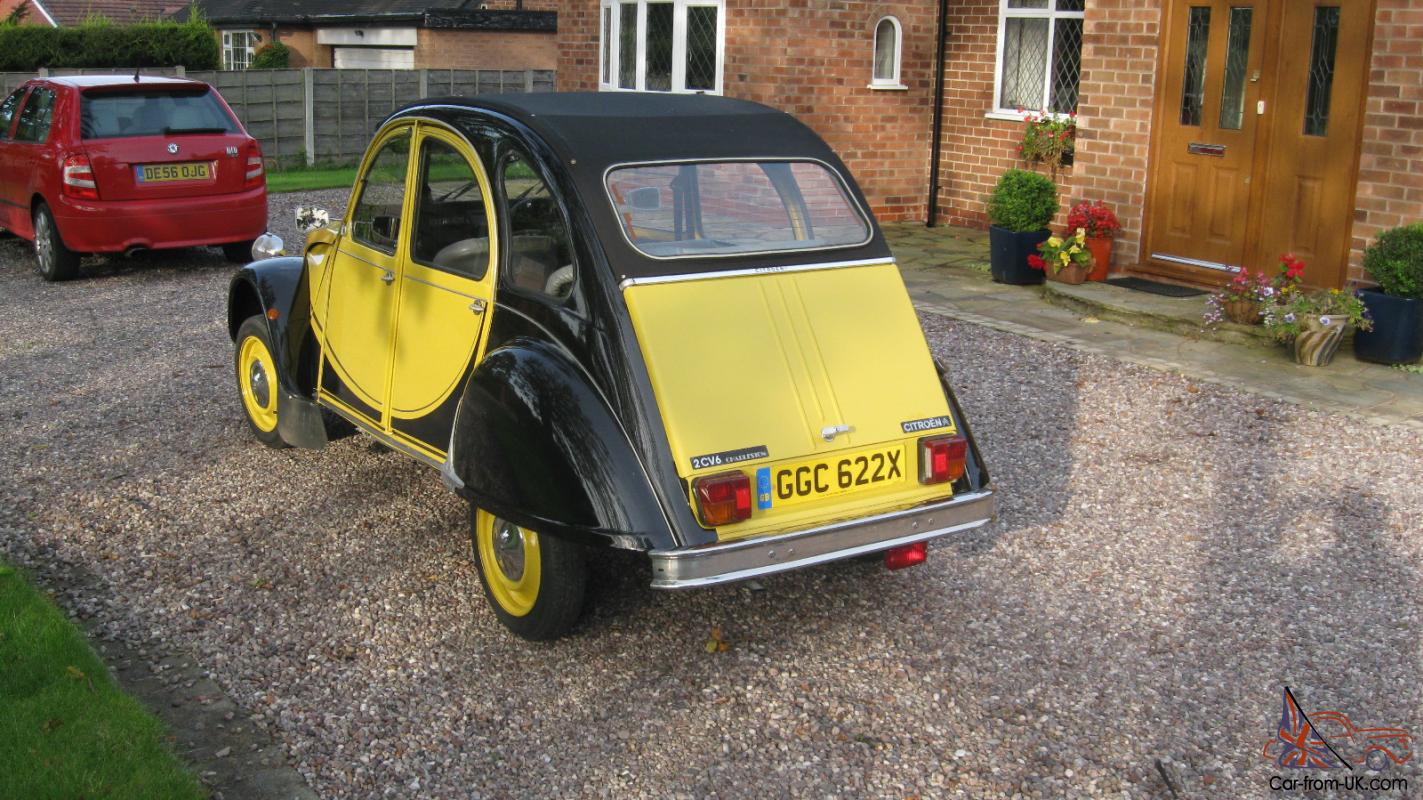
[
  {"left": 80, "top": 88, "right": 239, "bottom": 140},
  {"left": 605, "top": 160, "right": 871, "bottom": 259}
]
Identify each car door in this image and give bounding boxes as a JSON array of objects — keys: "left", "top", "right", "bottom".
[
  {"left": 0, "top": 87, "right": 28, "bottom": 230},
  {"left": 316, "top": 124, "right": 414, "bottom": 430},
  {"left": 385, "top": 123, "right": 498, "bottom": 457}
]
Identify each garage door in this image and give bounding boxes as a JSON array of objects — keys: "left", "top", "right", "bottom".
[{"left": 333, "top": 47, "right": 414, "bottom": 70}]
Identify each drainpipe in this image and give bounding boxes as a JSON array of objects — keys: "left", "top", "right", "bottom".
[{"left": 925, "top": 0, "right": 949, "bottom": 227}]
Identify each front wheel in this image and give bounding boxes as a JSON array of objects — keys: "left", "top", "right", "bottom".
[
  {"left": 234, "top": 316, "right": 288, "bottom": 448},
  {"left": 470, "top": 507, "right": 586, "bottom": 641},
  {"left": 33, "top": 203, "right": 80, "bottom": 282}
]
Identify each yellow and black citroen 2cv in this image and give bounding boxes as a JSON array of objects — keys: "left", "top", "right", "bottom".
[{"left": 226, "top": 93, "right": 994, "bottom": 640}]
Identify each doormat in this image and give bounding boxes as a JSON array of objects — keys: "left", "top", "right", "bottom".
[{"left": 1104, "top": 277, "right": 1207, "bottom": 298}]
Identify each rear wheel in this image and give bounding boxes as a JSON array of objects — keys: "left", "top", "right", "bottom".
[
  {"left": 222, "top": 240, "right": 256, "bottom": 264},
  {"left": 234, "top": 316, "right": 288, "bottom": 448},
  {"left": 33, "top": 203, "right": 80, "bottom": 282},
  {"left": 470, "top": 506, "right": 586, "bottom": 641}
]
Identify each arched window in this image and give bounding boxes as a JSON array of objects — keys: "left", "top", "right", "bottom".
[{"left": 871, "top": 16, "right": 904, "bottom": 89}]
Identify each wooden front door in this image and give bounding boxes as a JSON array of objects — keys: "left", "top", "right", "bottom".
[{"left": 1144, "top": 0, "right": 1373, "bottom": 287}]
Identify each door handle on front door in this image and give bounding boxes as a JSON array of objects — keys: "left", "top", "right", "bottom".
[
  {"left": 381, "top": 269, "right": 394, "bottom": 285},
  {"left": 468, "top": 298, "right": 486, "bottom": 313}
]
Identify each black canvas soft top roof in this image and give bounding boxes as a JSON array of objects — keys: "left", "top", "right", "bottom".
[{"left": 390, "top": 92, "right": 891, "bottom": 281}]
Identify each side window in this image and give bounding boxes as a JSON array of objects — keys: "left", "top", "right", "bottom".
[
  {"left": 0, "top": 89, "right": 24, "bottom": 140},
  {"left": 411, "top": 137, "right": 490, "bottom": 279},
  {"left": 500, "top": 148, "right": 575, "bottom": 300},
  {"left": 14, "top": 88, "right": 56, "bottom": 143},
  {"left": 349, "top": 133, "right": 411, "bottom": 254}
]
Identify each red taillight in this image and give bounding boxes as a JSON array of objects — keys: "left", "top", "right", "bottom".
[
  {"left": 919, "top": 434, "right": 968, "bottom": 485},
  {"left": 62, "top": 154, "right": 98, "bottom": 200},
  {"left": 244, "top": 141, "right": 265, "bottom": 188},
  {"left": 692, "top": 471, "right": 752, "bottom": 527},
  {"left": 884, "top": 541, "right": 927, "bottom": 570}
]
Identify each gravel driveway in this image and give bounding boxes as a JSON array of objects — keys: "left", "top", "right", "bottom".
[{"left": 1, "top": 191, "right": 1420, "bottom": 799}]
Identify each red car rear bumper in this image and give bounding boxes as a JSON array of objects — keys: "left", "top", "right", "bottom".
[{"left": 52, "top": 187, "right": 267, "bottom": 253}]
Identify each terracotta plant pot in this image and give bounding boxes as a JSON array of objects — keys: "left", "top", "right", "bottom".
[
  {"left": 1223, "top": 298, "right": 1263, "bottom": 325},
  {"left": 1293, "top": 314, "right": 1350, "bottom": 367},
  {"left": 1085, "top": 236, "right": 1112, "bottom": 281},
  {"left": 1046, "top": 262, "right": 1092, "bottom": 285}
]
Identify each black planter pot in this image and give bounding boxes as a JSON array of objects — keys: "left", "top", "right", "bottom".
[
  {"left": 1355, "top": 288, "right": 1423, "bottom": 364},
  {"left": 989, "top": 225, "right": 1049, "bottom": 285}
]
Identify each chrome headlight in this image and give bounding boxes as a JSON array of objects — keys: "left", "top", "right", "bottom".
[{"left": 251, "top": 233, "right": 286, "bottom": 261}]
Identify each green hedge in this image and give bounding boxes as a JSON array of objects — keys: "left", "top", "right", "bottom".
[{"left": 0, "top": 18, "right": 219, "bottom": 71}]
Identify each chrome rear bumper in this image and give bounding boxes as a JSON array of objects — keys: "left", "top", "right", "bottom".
[{"left": 649, "top": 490, "right": 995, "bottom": 589}]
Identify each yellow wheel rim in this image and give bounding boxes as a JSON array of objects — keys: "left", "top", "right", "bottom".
[
  {"left": 475, "top": 511, "right": 542, "bottom": 617},
  {"left": 237, "top": 333, "right": 279, "bottom": 433}
]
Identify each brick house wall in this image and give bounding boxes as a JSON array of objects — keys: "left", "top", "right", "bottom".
[
  {"left": 415, "top": 28, "right": 557, "bottom": 71},
  {"left": 1353, "top": 0, "right": 1423, "bottom": 285},
  {"left": 933, "top": 0, "right": 1075, "bottom": 234},
  {"left": 559, "top": 0, "right": 1421, "bottom": 285},
  {"left": 932, "top": 0, "right": 1162, "bottom": 271},
  {"left": 274, "top": 28, "right": 325, "bottom": 68},
  {"left": 558, "top": 0, "right": 942, "bottom": 223}
]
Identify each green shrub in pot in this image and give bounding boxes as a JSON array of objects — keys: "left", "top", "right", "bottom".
[
  {"left": 987, "top": 169, "right": 1059, "bottom": 285},
  {"left": 1355, "top": 223, "right": 1423, "bottom": 364}
]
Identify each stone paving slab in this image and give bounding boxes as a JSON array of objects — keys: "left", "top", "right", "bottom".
[{"left": 885, "top": 222, "right": 1423, "bottom": 429}]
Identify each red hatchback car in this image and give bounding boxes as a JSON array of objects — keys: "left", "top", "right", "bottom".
[{"left": 0, "top": 75, "right": 266, "bottom": 281}]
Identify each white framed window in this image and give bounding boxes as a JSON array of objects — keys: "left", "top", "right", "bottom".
[
  {"left": 991, "top": 0, "right": 1084, "bottom": 116},
  {"left": 598, "top": 0, "right": 725, "bottom": 94},
  {"left": 222, "top": 30, "right": 261, "bottom": 71},
  {"left": 870, "top": 16, "right": 905, "bottom": 89}
]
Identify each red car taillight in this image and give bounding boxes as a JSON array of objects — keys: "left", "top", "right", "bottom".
[
  {"left": 884, "top": 541, "right": 927, "bottom": 570},
  {"left": 62, "top": 154, "right": 98, "bottom": 200},
  {"left": 692, "top": 471, "right": 752, "bottom": 527},
  {"left": 919, "top": 434, "right": 968, "bottom": 485},
  {"left": 244, "top": 141, "right": 265, "bottom": 188}
]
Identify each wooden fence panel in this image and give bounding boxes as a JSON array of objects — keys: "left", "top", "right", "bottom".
[{"left": 0, "top": 67, "right": 555, "bottom": 166}]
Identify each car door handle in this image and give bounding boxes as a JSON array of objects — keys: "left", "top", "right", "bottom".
[
  {"left": 380, "top": 270, "right": 394, "bottom": 285},
  {"left": 469, "top": 298, "right": 486, "bottom": 313}
]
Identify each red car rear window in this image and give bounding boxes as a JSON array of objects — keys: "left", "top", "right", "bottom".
[{"left": 80, "top": 88, "right": 239, "bottom": 140}]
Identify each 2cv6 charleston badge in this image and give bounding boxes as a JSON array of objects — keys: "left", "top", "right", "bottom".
[{"left": 226, "top": 93, "right": 995, "bottom": 640}]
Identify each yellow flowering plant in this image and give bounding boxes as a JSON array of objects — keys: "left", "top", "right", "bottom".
[{"left": 1029, "top": 228, "right": 1095, "bottom": 275}]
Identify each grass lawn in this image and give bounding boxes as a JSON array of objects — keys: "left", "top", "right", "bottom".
[
  {"left": 266, "top": 157, "right": 537, "bottom": 194},
  {"left": 0, "top": 563, "right": 204, "bottom": 800},
  {"left": 265, "top": 165, "right": 359, "bottom": 194}
]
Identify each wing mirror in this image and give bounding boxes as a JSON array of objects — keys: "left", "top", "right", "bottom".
[
  {"left": 250, "top": 233, "right": 286, "bottom": 261},
  {"left": 296, "top": 207, "right": 331, "bottom": 233},
  {"left": 626, "top": 186, "right": 661, "bottom": 211}
]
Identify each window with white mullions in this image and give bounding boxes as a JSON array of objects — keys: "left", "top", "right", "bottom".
[
  {"left": 222, "top": 30, "right": 260, "bottom": 71},
  {"left": 993, "top": 0, "right": 1084, "bottom": 115},
  {"left": 599, "top": 0, "right": 724, "bottom": 94}
]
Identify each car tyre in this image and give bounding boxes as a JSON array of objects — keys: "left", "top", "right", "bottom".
[
  {"left": 222, "top": 240, "right": 257, "bottom": 264},
  {"left": 1364, "top": 749, "right": 1390, "bottom": 771},
  {"left": 470, "top": 506, "right": 586, "bottom": 641},
  {"left": 234, "top": 315, "right": 289, "bottom": 449},
  {"left": 33, "top": 203, "right": 80, "bottom": 282}
]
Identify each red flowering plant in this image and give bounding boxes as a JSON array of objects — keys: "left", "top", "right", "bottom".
[
  {"left": 1017, "top": 109, "right": 1076, "bottom": 180},
  {"left": 1275, "top": 252, "right": 1307, "bottom": 297},
  {"left": 1261, "top": 254, "right": 1372, "bottom": 342},
  {"left": 1066, "top": 200, "right": 1121, "bottom": 240}
]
